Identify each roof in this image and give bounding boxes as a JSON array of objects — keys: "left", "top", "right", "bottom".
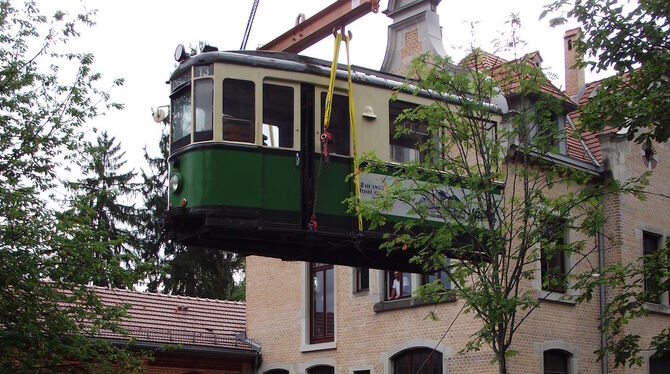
[
  {"left": 460, "top": 50, "right": 575, "bottom": 104},
  {"left": 92, "top": 286, "right": 255, "bottom": 353},
  {"left": 566, "top": 80, "right": 605, "bottom": 164}
]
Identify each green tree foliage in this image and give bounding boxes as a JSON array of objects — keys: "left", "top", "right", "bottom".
[
  {"left": 542, "top": 0, "right": 670, "bottom": 143},
  {"left": 139, "top": 126, "right": 246, "bottom": 300},
  {"left": 353, "top": 19, "right": 645, "bottom": 373},
  {"left": 66, "top": 131, "right": 143, "bottom": 288},
  {"left": 0, "top": 1, "right": 143, "bottom": 371}
]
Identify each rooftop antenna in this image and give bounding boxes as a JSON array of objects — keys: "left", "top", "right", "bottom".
[{"left": 240, "top": 0, "right": 260, "bottom": 50}]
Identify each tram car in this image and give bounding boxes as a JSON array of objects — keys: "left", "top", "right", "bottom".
[{"left": 163, "top": 48, "right": 496, "bottom": 272}]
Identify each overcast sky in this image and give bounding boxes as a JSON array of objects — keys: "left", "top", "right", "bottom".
[{"left": 46, "top": 0, "right": 596, "bottom": 170}]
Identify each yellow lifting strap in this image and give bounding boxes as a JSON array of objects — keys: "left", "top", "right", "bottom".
[
  {"left": 344, "top": 33, "right": 363, "bottom": 233},
  {"left": 321, "top": 31, "right": 363, "bottom": 233}
]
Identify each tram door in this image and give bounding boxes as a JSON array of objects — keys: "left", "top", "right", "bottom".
[{"left": 300, "top": 84, "right": 355, "bottom": 234}]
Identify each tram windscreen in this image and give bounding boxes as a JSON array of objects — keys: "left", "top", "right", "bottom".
[
  {"left": 171, "top": 86, "right": 191, "bottom": 151},
  {"left": 223, "top": 79, "right": 255, "bottom": 143},
  {"left": 263, "top": 84, "right": 294, "bottom": 148}
]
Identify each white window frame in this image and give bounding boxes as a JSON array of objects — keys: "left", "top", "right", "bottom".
[{"left": 300, "top": 262, "right": 337, "bottom": 352}]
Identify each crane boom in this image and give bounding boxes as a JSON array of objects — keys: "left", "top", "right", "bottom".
[{"left": 258, "top": 0, "right": 379, "bottom": 53}]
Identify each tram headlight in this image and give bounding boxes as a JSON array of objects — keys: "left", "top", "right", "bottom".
[{"left": 170, "top": 173, "right": 181, "bottom": 193}]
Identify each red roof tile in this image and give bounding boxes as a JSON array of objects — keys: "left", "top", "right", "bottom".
[{"left": 92, "top": 286, "right": 253, "bottom": 351}]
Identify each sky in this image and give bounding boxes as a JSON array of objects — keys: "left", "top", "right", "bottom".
[{"left": 42, "top": 0, "right": 597, "bottom": 170}]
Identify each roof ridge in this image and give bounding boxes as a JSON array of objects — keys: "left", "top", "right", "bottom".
[{"left": 90, "top": 285, "right": 246, "bottom": 305}]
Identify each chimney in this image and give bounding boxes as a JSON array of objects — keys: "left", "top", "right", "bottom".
[
  {"left": 564, "top": 27, "right": 585, "bottom": 98},
  {"left": 380, "top": 0, "right": 445, "bottom": 75}
]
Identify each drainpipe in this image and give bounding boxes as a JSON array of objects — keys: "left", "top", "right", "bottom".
[
  {"left": 598, "top": 196, "right": 608, "bottom": 374},
  {"left": 236, "top": 332, "right": 262, "bottom": 374}
]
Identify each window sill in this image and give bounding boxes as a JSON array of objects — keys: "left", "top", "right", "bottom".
[
  {"left": 644, "top": 302, "right": 670, "bottom": 316},
  {"left": 353, "top": 290, "right": 369, "bottom": 297},
  {"left": 300, "top": 341, "right": 336, "bottom": 353},
  {"left": 537, "top": 289, "right": 576, "bottom": 305},
  {"left": 373, "top": 296, "right": 456, "bottom": 313}
]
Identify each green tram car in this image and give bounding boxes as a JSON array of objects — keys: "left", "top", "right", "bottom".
[{"left": 163, "top": 49, "right": 494, "bottom": 272}]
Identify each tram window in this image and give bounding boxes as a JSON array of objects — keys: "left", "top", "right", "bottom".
[
  {"left": 223, "top": 79, "right": 255, "bottom": 143},
  {"left": 320, "top": 92, "right": 350, "bottom": 156},
  {"left": 171, "top": 85, "right": 191, "bottom": 151},
  {"left": 263, "top": 84, "right": 294, "bottom": 148},
  {"left": 194, "top": 78, "right": 213, "bottom": 142},
  {"left": 389, "top": 100, "right": 429, "bottom": 163}
]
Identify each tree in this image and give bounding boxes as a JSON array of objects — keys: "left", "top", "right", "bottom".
[
  {"left": 542, "top": 0, "right": 670, "bottom": 144},
  {"left": 353, "top": 23, "right": 644, "bottom": 373},
  {"left": 66, "top": 131, "right": 143, "bottom": 288},
  {"left": 0, "top": 1, "right": 143, "bottom": 371},
  {"left": 138, "top": 125, "right": 246, "bottom": 300},
  {"left": 541, "top": 0, "right": 670, "bottom": 367}
]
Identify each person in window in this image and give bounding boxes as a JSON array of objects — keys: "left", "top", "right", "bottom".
[
  {"left": 223, "top": 122, "right": 253, "bottom": 143},
  {"left": 390, "top": 271, "right": 401, "bottom": 299}
]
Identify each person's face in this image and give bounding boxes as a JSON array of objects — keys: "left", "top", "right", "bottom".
[{"left": 394, "top": 272, "right": 400, "bottom": 279}]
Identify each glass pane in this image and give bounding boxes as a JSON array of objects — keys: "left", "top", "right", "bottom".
[
  {"left": 544, "top": 350, "right": 569, "bottom": 374},
  {"left": 308, "top": 366, "right": 334, "bottom": 374},
  {"left": 395, "top": 353, "right": 410, "bottom": 374},
  {"left": 312, "top": 271, "right": 324, "bottom": 337},
  {"left": 320, "top": 92, "right": 350, "bottom": 156},
  {"left": 263, "top": 84, "right": 294, "bottom": 148},
  {"left": 325, "top": 267, "right": 334, "bottom": 335},
  {"left": 171, "top": 87, "right": 191, "bottom": 150},
  {"left": 358, "top": 267, "right": 369, "bottom": 291},
  {"left": 402, "top": 272, "right": 412, "bottom": 296},
  {"left": 194, "top": 79, "right": 213, "bottom": 140},
  {"left": 223, "top": 79, "right": 255, "bottom": 143},
  {"left": 389, "top": 100, "right": 428, "bottom": 163}
]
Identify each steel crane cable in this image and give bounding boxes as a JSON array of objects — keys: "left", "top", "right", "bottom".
[{"left": 240, "top": 0, "right": 260, "bottom": 50}]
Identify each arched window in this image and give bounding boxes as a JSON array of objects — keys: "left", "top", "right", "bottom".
[
  {"left": 544, "top": 349, "right": 570, "bottom": 374},
  {"left": 264, "top": 370, "right": 289, "bottom": 374},
  {"left": 307, "top": 365, "right": 334, "bottom": 374},
  {"left": 392, "top": 348, "right": 442, "bottom": 374}
]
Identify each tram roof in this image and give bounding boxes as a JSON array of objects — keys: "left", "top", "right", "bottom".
[{"left": 170, "top": 50, "right": 501, "bottom": 113}]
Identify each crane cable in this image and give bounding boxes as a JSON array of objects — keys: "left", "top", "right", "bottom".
[
  {"left": 310, "top": 30, "right": 363, "bottom": 234},
  {"left": 240, "top": 0, "right": 260, "bottom": 50}
]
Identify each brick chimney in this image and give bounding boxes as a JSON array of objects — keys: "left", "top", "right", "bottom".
[
  {"left": 564, "top": 27, "right": 585, "bottom": 98},
  {"left": 380, "top": 0, "right": 445, "bottom": 75}
]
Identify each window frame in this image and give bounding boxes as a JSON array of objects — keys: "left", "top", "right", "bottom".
[
  {"left": 540, "top": 216, "right": 569, "bottom": 294},
  {"left": 193, "top": 77, "right": 214, "bottom": 142},
  {"left": 170, "top": 75, "right": 192, "bottom": 152},
  {"left": 643, "top": 231, "right": 664, "bottom": 305},
  {"left": 310, "top": 262, "right": 335, "bottom": 344},
  {"left": 262, "top": 81, "right": 299, "bottom": 150},
  {"left": 391, "top": 348, "right": 443, "bottom": 374},
  {"left": 354, "top": 267, "right": 369, "bottom": 293},
  {"left": 388, "top": 100, "right": 430, "bottom": 163},
  {"left": 318, "top": 91, "right": 350, "bottom": 157},
  {"left": 543, "top": 349, "right": 570, "bottom": 374},
  {"left": 222, "top": 78, "right": 256, "bottom": 144},
  {"left": 386, "top": 270, "right": 412, "bottom": 300}
]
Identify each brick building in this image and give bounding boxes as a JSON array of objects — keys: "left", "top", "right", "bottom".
[
  {"left": 244, "top": 2, "right": 670, "bottom": 374},
  {"left": 94, "top": 287, "right": 259, "bottom": 374}
]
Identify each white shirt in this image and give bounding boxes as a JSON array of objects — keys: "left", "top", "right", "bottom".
[{"left": 392, "top": 278, "right": 400, "bottom": 297}]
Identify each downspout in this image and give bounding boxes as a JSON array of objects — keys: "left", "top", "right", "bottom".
[
  {"left": 598, "top": 195, "right": 608, "bottom": 374},
  {"left": 236, "top": 332, "right": 262, "bottom": 374}
]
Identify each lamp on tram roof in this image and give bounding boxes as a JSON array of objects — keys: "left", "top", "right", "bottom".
[{"left": 174, "top": 44, "right": 188, "bottom": 62}]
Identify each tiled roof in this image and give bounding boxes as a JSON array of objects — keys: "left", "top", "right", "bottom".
[
  {"left": 566, "top": 79, "right": 618, "bottom": 165},
  {"left": 92, "top": 286, "right": 253, "bottom": 352},
  {"left": 460, "top": 50, "right": 575, "bottom": 104}
]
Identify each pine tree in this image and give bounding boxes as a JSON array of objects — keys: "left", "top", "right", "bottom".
[{"left": 66, "top": 131, "right": 142, "bottom": 288}]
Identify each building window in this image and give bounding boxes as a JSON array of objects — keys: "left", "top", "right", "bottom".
[
  {"left": 353, "top": 371, "right": 370, "bottom": 374},
  {"left": 223, "top": 79, "right": 255, "bottom": 143},
  {"left": 387, "top": 270, "right": 412, "bottom": 300},
  {"left": 307, "top": 366, "right": 334, "bottom": 374},
  {"left": 543, "top": 349, "right": 570, "bottom": 374},
  {"left": 643, "top": 231, "right": 663, "bottom": 304},
  {"left": 421, "top": 270, "right": 450, "bottom": 290},
  {"left": 540, "top": 216, "right": 568, "bottom": 293},
  {"left": 263, "top": 84, "right": 294, "bottom": 148},
  {"left": 650, "top": 352, "right": 670, "bottom": 374},
  {"left": 320, "top": 92, "right": 349, "bottom": 156},
  {"left": 392, "top": 348, "right": 442, "bottom": 374},
  {"left": 264, "top": 370, "right": 289, "bottom": 374},
  {"left": 355, "top": 267, "right": 369, "bottom": 293},
  {"left": 310, "top": 262, "right": 334, "bottom": 343},
  {"left": 389, "top": 100, "right": 429, "bottom": 163}
]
